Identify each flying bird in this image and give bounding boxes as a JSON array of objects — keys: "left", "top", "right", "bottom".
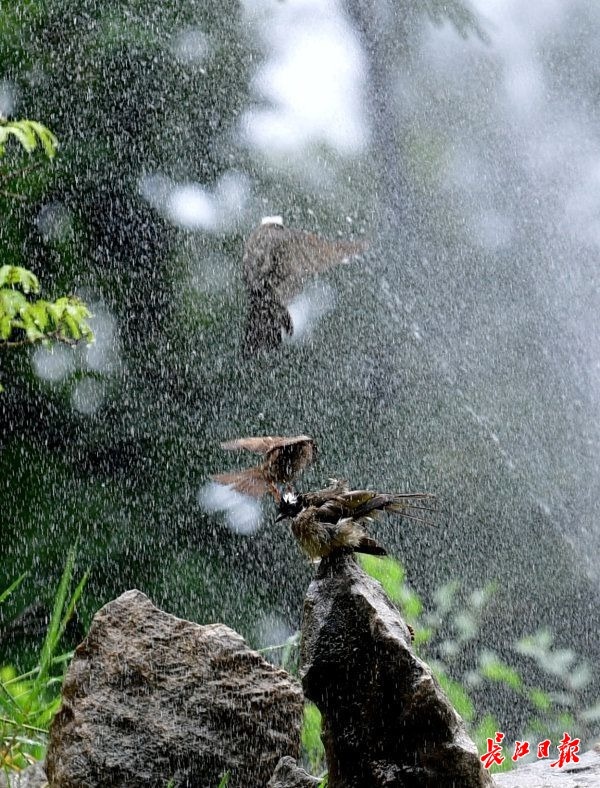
[
  {"left": 242, "top": 216, "right": 367, "bottom": 354},
  {"left": 212, "top": 434, "right": 316, "bottom": 501},
  {"left": 275, "top": 479, "right": 435, "bottom": 560}
]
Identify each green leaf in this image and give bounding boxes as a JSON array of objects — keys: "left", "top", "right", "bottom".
[
  {"left": 62, "top": 314, "right": 82, "bottom": 340},
  {"left": 359, "top": 555, "right": 405, "bottom": 603},
  {"left": 24, "top": 120, "right": 59, "bottom": 159},
  {"left": 0, "top": 573, "right": 28, "bottom": 605},
  {"left": 479, "top": 652, "right": 523, "bottom": 690},
  {"left": 434, "top": 669, "right": 475, "bottom": 721},
  {"left": 0, "top": 265, "right": 40, "bottom": 293},
  {"left": 1, "top": 288, "right": 28, "bottom": 316},
  {"left": 28, "top": 301, "right": 50, "bottom": 332},
  {"left": 0, "top": 119, "right": 58, "bottom": 159},
  {"left": 34, "top": 546, "right": 77, "bottom": 694},
  {"left": 0, "top": 314, "right": 13, "bottom": 339},
  {"left": 528, "top": 687, "right": 552, "bottom": 712},
  {"left": 302, "top": 702, "right": 325, "bottom": 774}
]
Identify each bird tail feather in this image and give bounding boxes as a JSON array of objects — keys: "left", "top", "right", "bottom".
[{"left": 353, "top": 493, "right": 436, "bottom": 525}]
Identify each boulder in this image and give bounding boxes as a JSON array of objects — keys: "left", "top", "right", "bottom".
[
  {"left": 45, "top": 589, "right": 303, "bottom": 787},
  {"left": 300, "top": 552, "right": 493, "bottom": 787}
]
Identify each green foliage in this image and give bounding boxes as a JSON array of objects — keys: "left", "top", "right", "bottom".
[
  {"left": 301, "top": 702, "right": 326, "bottom": 776},
  {"left": 358, "top": 555, "right": 597, "bottom": 774},
  {"left": 0, "top": 265, "right": 93, "bottom": 348},
  {"left": 0, "top": 549, "right": 87, "bottom": 775},
  {"left": 0, "top": 118, "right": 58, "bottom": 159},
  {"left": 434, "top": 669, "right": 475, "bottom": 722},
  {"left": 479, "top": 652, "right": 523, "bottom": 691},
  {"left": 359, "top": 555, "right": 423, "bottom": 623},
  {"left": 216, "top": 772, "right": 230, "bottom": 787},
  {"left": 0, "top": 120, "right": 93, "bottom": 383},
  {"left": 257, "top": 631, "right": 300, "bottom": 676},
  {"left": 265, "top": 556, "right": 597, "bottom": 778}
]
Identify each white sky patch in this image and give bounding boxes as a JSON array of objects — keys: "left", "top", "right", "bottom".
[
  {"left": 36, "top": 203, "right": 73, "bottom": 243},
  {"left": 71, "top": 377, "right": 106, "bottom": 415},
  {"left": 0, "top": 80, "right": 17, "bottom": 117},
  {"left": 32, "top": 345, "right": 75, "bottom": 382},
  {"left": 139, "top": 171, "right": 250, "bottom": 231},
  {"left": 471, "top": 208, "right": 514, "bottom": 251},
  {"left": 84, "top": 306, "right": 120, "bottom": 375},
  {"left": 190, "top": 250, "right": 235, "bottom": 295},
  {"left": 171, "top": 27, "right": 210, "bottom": 65},
  {"left": 167, "top": 184, "right": 218, "bottom": 230},
  {"left": 199, "top": 482, "right": 262, "bottom": 535},
  {"left": 286, "top": 282, "right": 336, "bottom": 343},
  {"left": 241, "top": 0, "right": 366, "bottom": 154}
]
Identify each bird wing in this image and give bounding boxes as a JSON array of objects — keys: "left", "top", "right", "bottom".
[
  {"left": 275, "top": 229, "right": 367, "bottom": 300},
  {"left": 302, "top": 479, "right": 349, "bottom": 508},
  {"left": 211, "top": 466, "right": 273, "bottom": 499},
  {"left": 265, "top": 438, "right": 316, "bottom": 483},
  {"left": 221, "top": 435, "right": 312, "bottom": 454},
  {"left": 284, "top": 229, "right": 367, "bottom": 275}
]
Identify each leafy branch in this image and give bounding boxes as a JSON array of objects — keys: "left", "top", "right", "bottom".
[
  {"left": 0, "top": 118, "right": 58, "bottom": 160},
  {"left": 0, "top": 121, "right": 93, "bottom": 384},
  {"left": 0, "top": 265, "right": 93, "bottom": 350}
]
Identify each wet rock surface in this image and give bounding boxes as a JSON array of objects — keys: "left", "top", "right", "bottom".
[
  {"left": 45, "top": 589, "right": 303, "bottom": 788},
  {"left": 494, "top": 744, "right": 600, "bottom": 787},
  {"left": 267, "top": 756, "right": 321, "bottom": 787},
  {"left": 300, "top": 552, "right": 493, "bottom": 787}
]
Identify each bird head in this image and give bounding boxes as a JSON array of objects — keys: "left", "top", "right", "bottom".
[
  {"left": 275, "top": 489, "right": 301, "bottom": 521},
  {"left": 261, "top": 215, "right": 284, "bottom": 227}
]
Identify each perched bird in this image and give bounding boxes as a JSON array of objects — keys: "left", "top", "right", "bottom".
[
  {"left": 212, "top": 434, "right": 316, "bottom": 501},
  {"left": 275, "top": 480, "right": 435, "bottom": 560},
  {"left": 242, "top": 216, "right": 367, "bottom": 354}
]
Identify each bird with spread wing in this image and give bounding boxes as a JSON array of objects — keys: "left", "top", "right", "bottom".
[
  {"left": 212, "top": 434, "right": 316, "bottom": 501},
  {"left": 242, "top": 216, "right": 367, "bottom": 354}
]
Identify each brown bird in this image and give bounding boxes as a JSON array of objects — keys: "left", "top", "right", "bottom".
[
  {"left": 212, "top": 434, "right": 316, "bottom": 501},
  {"left": 242, "top": 216, "right": 367, "bottom": 354},
  {"left": 275, "top": 480, "right": 435, "bottom": 560}
]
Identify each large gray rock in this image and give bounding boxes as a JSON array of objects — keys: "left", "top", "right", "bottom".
[
  {"left": 267, "top": 756, "right": 321, "bottom": 787},
  {"left": 494, "top": 743, "right": 600, "bottom": 787},
  {"left": 45, "top": 589, "right": 303, "bottom": 787},
  {"left": 301, "top": 553, "right": 493, "bottom": 787}
]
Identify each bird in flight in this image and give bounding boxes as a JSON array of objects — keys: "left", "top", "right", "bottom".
[
  {"left": 275, "top": 479, "right": 435, "bottom": 560},
  {"left": 242, "top": 216, "right": 367, "bottom": 354},
  {"left": 212, "top": 434, "right": 316, "bottom": 501}
]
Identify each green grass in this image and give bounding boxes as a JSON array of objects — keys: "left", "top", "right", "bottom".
[{"left": 0, "top": 547, "right": 87, "bottom": 776}]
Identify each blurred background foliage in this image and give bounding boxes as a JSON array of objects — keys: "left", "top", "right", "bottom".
[{"left": 1, "top": 0, "right": 600, "bottom": 751}]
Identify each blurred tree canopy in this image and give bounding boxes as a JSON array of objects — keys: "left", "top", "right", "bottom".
[{"left": 1, "top": 0, "right": 599, "bottom": 743}]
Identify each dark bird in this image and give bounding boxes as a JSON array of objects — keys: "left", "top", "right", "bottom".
[
  {"left": 242, "top": 216, "right": 367, "bottom": 354},
  {"left": 212, "top": 434, "right": 316, "bottom": 501},
  {"left": 275, "top": 479, "right": 435, "bottom": 560}
]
